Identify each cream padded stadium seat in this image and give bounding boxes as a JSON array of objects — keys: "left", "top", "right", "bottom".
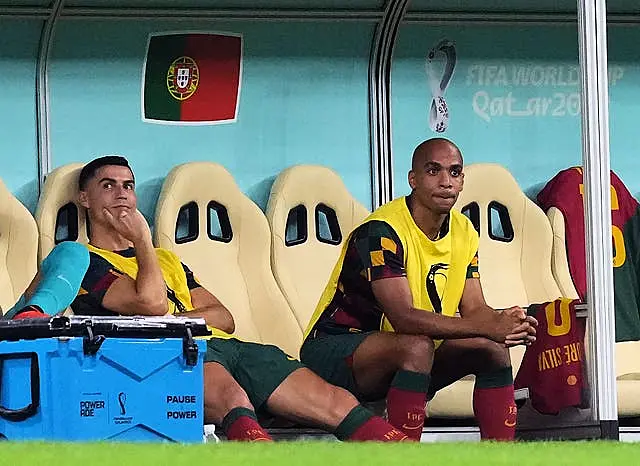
[
  {"left": 35, "top": 163, "right": 88, "bottom": 261},
  {"left": 546, "top": 208, "right": 580, "bottom": 300},
  {"left": 545, "top": 196, "right": 640, "bottom": 417},
  {"left": 266, "top": 165, "right": 369, "bottom": 330},
  {"left": 0, "top": 178, "right": 38, "bottom": 313},
  {"left": 615, "top": 342, "right": 640, "bottom": 416},
  {"left": 454, "top": 163, "right": 563, "bottom": 308},
  {"left": 154, "top": 162, "right": 302, "bottom": 357},
  {"left": 428, "top": 164, "right": 561, "bottom": 418}
]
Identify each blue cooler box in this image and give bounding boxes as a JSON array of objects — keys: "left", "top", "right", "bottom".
[{"left": 0, "top": 316, "right": 209, "bottom": 442}]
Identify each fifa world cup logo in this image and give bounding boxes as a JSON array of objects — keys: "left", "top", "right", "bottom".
[
  {"left": 426, "top": 39, "right": 457, "bottom": 133},
  {"left": 118, "top": 392, "right": 127, "bottom": 416}
]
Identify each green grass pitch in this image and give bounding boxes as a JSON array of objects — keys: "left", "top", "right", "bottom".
[{"left": 0, "top": 441, "right": 637, "bottom": 465}]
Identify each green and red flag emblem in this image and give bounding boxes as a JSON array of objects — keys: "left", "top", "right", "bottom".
[{"left": 142, "top": 32, "right": 242, "bottom": 124}]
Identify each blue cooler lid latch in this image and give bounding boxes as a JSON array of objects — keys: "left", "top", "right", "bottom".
[
  {"left": 82, "top": 321, "right": 106, "bottom": 356},
  {"left": 183, "top": 325, "right": 198, "bottom": 367}
]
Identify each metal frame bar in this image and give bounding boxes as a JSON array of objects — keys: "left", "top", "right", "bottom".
[
  {"left": 59, "top": 7, "right": 382, "bottom": 21},
  {"left": 403, "top": 11, "right": 640, "bottom": 25},
  {"left": 35, "top": 0, "right": 64, "bottom": 194},
  {"left": 0, "top": 6, "right": 49, "bottom": 18},
  {"left": 1, "top": 4, "right": 639, "bottom": 24},
  {"left": 368, "top": 0, "right": 409, "bottom": 209},
  {"left": 576, "top": 0, "right": 619, "bottom": 439},
  {"left": 368, "top": 2, "right": 393, "bottom": 209}
]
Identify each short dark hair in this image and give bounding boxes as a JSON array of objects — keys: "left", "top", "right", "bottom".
[{"left": 78, "top": 155, "right": 134, "bottom": 190}]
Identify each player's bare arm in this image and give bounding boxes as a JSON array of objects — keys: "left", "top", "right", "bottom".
[
  {"left": 101, "top": 208, "right": 167, "bottom": 316},
  {"left": 372, "top": 275, "right": 517, "bottom": 340},
  {"left": 459, "top": 278, "right": 537, "bottom": 346},
  {"left": 184, "top": 287, "right": 235, "bottom": 333}
]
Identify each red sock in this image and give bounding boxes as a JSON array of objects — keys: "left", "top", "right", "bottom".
[
  {"left": 473, "top": 385, "right": 517, "bottom": 441},
  {"left": 386, "top": 370, "right": 429, "bottom": 441},
  {"left": 222, "top": 407, "right": 272, "bottom": 442},
  {"left": 350, "top": 415, "right": 411, "bottom": 442},
  {"left": 334, "top": 406, "right": 410, "bottom": 442}
]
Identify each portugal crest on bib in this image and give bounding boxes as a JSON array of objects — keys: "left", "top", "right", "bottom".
[{"left": 167, "top": 56, "right": 199, "bottom": 101}]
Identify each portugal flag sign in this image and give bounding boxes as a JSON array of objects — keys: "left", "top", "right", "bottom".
[{"left": 142, "top": 33, "right": 242, "bottom": 124}]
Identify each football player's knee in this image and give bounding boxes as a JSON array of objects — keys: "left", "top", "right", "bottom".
[
  {"left": 43, "top": 241, "right": 89, "bottom": 274},
  {"left": 477, "top": 338, "right": 511, "bottom": 367},
  {"left": 226, "top": 385, "right": 253, "bottom": 410},
  {"left": 205, "top": 378, "right": 253, "bottom": 410},
  {"left": 325, "top": 385, "right": 360, "bottom": 425},
  {"left": 397, "top": 335, "right": 435, "bottom": 371}
]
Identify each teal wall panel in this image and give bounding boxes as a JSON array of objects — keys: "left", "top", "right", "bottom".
[
  {"left": 391, "top": 24, "right": 640, "bottom": 199},
  {"left": 0, "top": 19, "right": 41, "bottom": 212},
  {"left": 49, "top": 20, "right": 374, "bottom": 222}
]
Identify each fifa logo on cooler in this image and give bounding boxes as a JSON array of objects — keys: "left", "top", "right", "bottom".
[{"left": 118, "top": 392, "right": 127, "bottom": 416}]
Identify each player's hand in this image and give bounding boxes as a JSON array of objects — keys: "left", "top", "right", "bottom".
[
  {"left": 505, "top": 321, "right": 537, "bottom": 347},
  {"left": 501, "top": 306, "right": 529, "bottom": 321},
  {"left": 502, "top": 307, "right": 537, "bottom": 347},
  {"left": 486, "top": 306, "right": 535, "bottom": 346},
  {"left": 103, "top": 207, "right": 151, "bottom": 245}
]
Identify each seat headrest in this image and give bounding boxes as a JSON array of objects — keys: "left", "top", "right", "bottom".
[
  {"left": 454, "top": 163, "right": 562, "bottom": 307},
  {"left": 266, "top": 165, "right": 369, "bottom": 329},
  {"left": 154, "top": 162, "right": 303, "bottom": 356},
  {"left": 267, "top": 165, "right": 369, "bottom": 227},
  {"left": 0, "top": 177, "right": 38, "bottom": 311},
  {"left": 458, "top": 163, "right": 527, "bottom": 213},
  {"left": 35, "top": 163, "right": 87, "bottom": 261}
]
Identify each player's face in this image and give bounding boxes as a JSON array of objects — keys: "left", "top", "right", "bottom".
[
  {"left": 79, "top": 165, "right": 137, "bottom": 225},
  {"left": 408, "top": 147, "right": 464, "bottom": 215}
]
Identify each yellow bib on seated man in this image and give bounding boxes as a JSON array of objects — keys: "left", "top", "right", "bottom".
[
  {"left": 85, "top": 244, "right": 233, "bottom": 339},
  {"left": 305, "top": 196, "right": 479, "bottom": 347}
]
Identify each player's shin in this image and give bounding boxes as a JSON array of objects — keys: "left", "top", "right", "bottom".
[
  {"left": 386, "top": 370, "right": 430, "bottom": 441},
  {"left": 473, "top": 367, "right": 516, "bottom": 440}
]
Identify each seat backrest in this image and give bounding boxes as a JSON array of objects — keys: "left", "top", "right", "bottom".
[
  {"left": 0, "top": 178, "right": 38, "bottom": 312},
  {"left": 266, "top": 165, "right": 369, "bottom": 330},
  {"left": 615, "top": 341, "right": 640, "bottom": 378},
  {"left": 154, "top": 162, "right": 302, "bottom": 356},
  {"left": 546, "top": 207, "right": 580, "bottom": 299},
  {"left": 538, "top": 167, "right": 640, "bottom": 342},
  {"left": 453, "top": 163, "right": 562, "bottom": 308},
  {"left": 538, "top": 167, "right": 638, "bottom": 300},
  {"left": 34, "top": 163, "right": 88, "bottom": 261}
]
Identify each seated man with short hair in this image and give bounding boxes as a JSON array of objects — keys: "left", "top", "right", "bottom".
[
  {"left": 301, "top": 138, "right": 538, "bottom": 441},
  {"left": 70, "top": 155, "right": 408, "bottom": 442}
]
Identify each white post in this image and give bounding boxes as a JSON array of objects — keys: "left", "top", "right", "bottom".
[
  {"left": 368, "top": 0, "right": 409, "bottom": 209},
  {"left": 576, "top": 0, "right": 619, "bottom": 439},
  {"left": 36, "top": 0, "right": 64, "bottom": 194}
]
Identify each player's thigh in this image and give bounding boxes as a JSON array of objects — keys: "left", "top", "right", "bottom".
[
  {"left": 203, "top": 339, "right": 253, "bottom": 423},
  {"left": 300, "top": 332, "right": 372, "bottom": 396},
  {"left": 429, "top": 337, "right": 511, "bottom": 394},
  {"left": 203, "top": 362, "right": 251, "bottom": 409},
  {"left": 266, "top": 367, "right": 360, "bottom": 430},
  {"left": 230, "top": 340, "right": 305, "bottom": 412}
]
